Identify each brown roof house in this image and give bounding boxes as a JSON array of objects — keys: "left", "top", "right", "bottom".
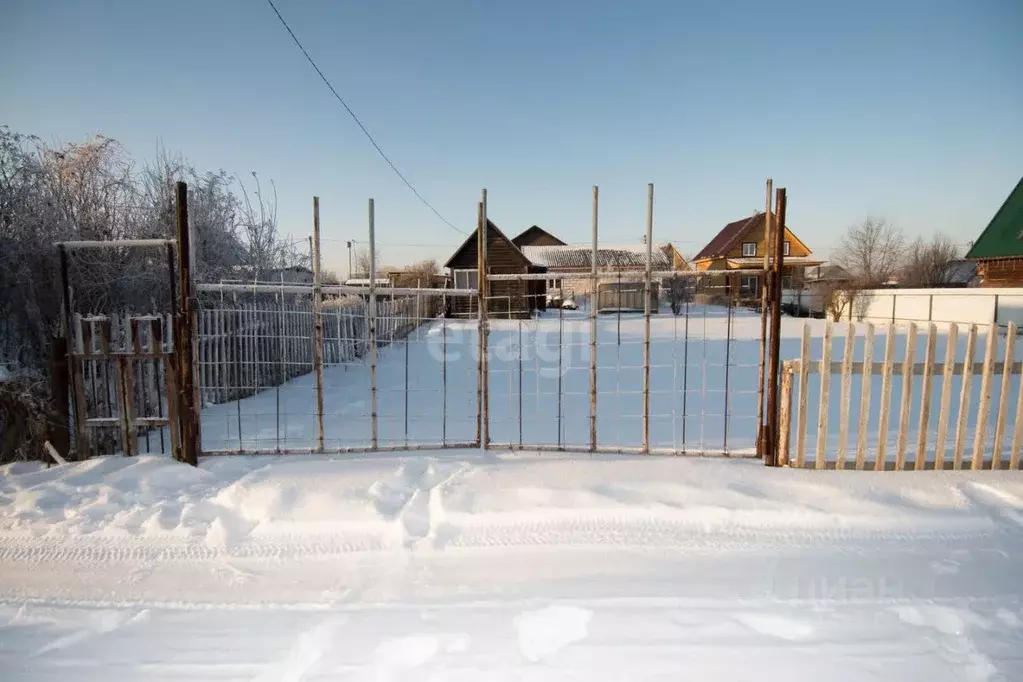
[
  {"left": 693, "top": 212, "right": 822, "bottom": 301},
  {"left": 443, "top": 220, "right": 549, "bottom": 318},
  {"left": 965, "top": 176, "right": 1023, "bottom": 287}
]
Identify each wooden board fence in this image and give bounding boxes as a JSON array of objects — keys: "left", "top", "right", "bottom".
[{"left": 778, "top": 321, "right": 1022, "bottom": 471}]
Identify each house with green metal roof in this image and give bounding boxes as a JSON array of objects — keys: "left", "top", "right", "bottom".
[{"left": 966, "top": 176, "right": 1023, "bottom": 287}]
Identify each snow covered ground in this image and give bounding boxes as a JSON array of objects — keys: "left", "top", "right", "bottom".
[{"left": 2, "top": 452, "right": 1023, "bottom": 680}]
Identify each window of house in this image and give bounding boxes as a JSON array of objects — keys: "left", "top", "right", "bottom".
[
  {"left": 783, "top": 241, "right": 791, "bottom": 256},
  {"left": 740, "top": 275, "right": 758, "bottom": 293},
  {"left": 454, "top": 269, "right": 478, "bottom": 290},
  {"left": 548, "top": 279, "right": 561, "bottom": 289},
  {"left": 781, "top": 275, "right": 793, "bottom": 289},
  {"left": 742, "top": 242, "right": 757, "bottom": 257}
]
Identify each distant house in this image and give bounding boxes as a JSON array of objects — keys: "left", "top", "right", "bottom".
[
  {"left": 443, "top": 220, "right": 548, "bottom": 318},
  {"left": 442, "top": 222, "right": 690, "bottom": 316},
  {"left": 693, "top": 212, "right": 822, "bottom": 299},
  {"left": 270, "top": 265, "right": 314, "bottom": 285},
  {"left": 520, "top": 243, "right": 688, "bottom": 300},
  {"left": 965, "top": 177, "right": 1023, "bottom": 287}
]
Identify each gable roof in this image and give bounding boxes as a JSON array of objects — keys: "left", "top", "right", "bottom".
[
  {"left": 521, "top": 243, "right": 674, "bottom": 269},
  {"left": 694, "top": 212, "right": 812, "bottom": 261},
  {"left": 443, "top": 219, "right": 532, "bottom": 269},
  {"left": 694, "top": 213, "right": 764, "bottom": 260},
  {"left": 512, "top": 225, "right": 566, "bottom": 247},
  {"left": 965, "top": 176, "right": 1023, "bottom": 260}
]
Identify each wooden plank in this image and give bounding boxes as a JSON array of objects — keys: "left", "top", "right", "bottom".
[
  {"left": 1010, "top": 332, "right": 1023, "bottom": 469},
  {"left": 971, "top": 323, "right": 999, "bottom": 470},
  {"left": 874, "top": 326, "right": 897, "bottom": 471},
  {"left": 815, "top": 322, "right": 833, "bottom": 469},
  {"left": 953, "top": 325, "right": 978, "bottom": 469},
  {"left": 855, "top": 323, "right": 874, "bottom": 470},
  {"left": 991, "top": 322, "right": 1017, "bottom": 469},
  {"left": 795, "top": 323, "right": 811, "bottom": 468},
  {"left": 933, "top": 323, "right": 958, "bottom": 470},
  {"left": 895, "top": 323, "right": 918, "bottom": 470},
  {"left": 778, "top": 362, "right": 794, "bottom": 466},
  {"left": 914, "top": 323, "right": 937, "bottom": 470},
  {"left": 835, "top": 323, "right": 855, "bottom": 470}
]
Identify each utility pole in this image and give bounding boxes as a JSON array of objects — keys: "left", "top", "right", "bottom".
[{"left": 347, "top": 240, "right": 353, "bottom": 279}]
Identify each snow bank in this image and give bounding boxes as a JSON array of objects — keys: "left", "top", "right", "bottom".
[{"left": 2, "top": 453, "right": 1022, "bottom": 551}]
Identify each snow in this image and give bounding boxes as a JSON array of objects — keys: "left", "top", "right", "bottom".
[
  {"left": 4, "top": 306, "right": 1023, "bottom": 678},
  {"left": 2, "top": 452, "right": 1023, "bottom": 679}
]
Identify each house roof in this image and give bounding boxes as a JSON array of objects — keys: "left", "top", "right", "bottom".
[
  {"left": 965, "top": 176, "right": 1023, "bottom": 260},
  {"left": 521, "top": 243, "right": 674, "bottom": 269},
  {"left": 804, "top": 264, "right": 852, "bottom": 282},
  {"left": 945, "top": 260, "right": 978, "bottom": 285},
  {"left": 694, "top": 213, "right": 764, "bottom": 260},
  {"left": 443, "top": 219, "right": 532, "bottom": 269},
  {"left": 694, "top": 212, "right": 812, "bottom": 261},
  {"left": 511, "top": 225, "right": 566, "bottom": 247}
]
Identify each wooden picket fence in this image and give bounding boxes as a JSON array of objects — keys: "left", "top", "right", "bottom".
[
  {"left": 196, "top": 294, "right": 440, "bottom": 404},
  {"left": 779, "top": 321, "right": 1023, "bottom": 471}
]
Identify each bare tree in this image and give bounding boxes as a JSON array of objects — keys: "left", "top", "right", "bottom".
[
  {"left": 353, "top": 247, "right": 380, "bottom": 278},
  {"left": 389, "top": 259, "right": 438, "bottom": 288},
  {"left": 901, "top": 234, "right": 960, "bottom": 288},
  {"left": 835, "top": 218, "right": 905, "bottom": 288}
]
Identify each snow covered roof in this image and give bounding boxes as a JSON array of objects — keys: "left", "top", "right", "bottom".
[{"left": 521, "top": 243, "right": 674, "bottom": 269}]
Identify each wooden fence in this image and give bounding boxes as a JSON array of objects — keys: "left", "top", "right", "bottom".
[
  {"left": 196, "top": 293, "right": 441, "bottom": 404},
  {"left": 778, "top": 321, "right": 1023, "bottom": 470}
]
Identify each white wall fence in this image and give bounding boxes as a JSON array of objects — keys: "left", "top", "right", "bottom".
[{"left": 841, "top": 288, "right": 1023, "bottom": 328}]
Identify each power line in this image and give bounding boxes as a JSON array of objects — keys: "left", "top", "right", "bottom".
[{"left": 265, "top": 0, "right": 468, "bottom": 237}]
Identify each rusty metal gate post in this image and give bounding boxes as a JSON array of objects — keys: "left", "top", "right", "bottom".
[
  {"left": 765, "top": 187, "right": 787, "bottom": 466},
  {"left": 642, "top": 183, "right": 653, "bottom": 453}
]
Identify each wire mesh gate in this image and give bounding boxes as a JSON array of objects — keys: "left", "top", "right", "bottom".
[
  {"left": 193, "top": 283, "right": 480, "bottom": 453},
  {"left": 482, "top": 276, "right": 766, "bottom": 455}
]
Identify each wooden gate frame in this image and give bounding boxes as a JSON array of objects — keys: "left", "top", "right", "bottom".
[{"left": 56, "top": 180, "right": 200, "bottom": 465}]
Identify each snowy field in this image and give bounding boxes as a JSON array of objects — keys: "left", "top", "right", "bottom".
[{"left": 2, "top": 452, "right": 1023, "bottom": 679}]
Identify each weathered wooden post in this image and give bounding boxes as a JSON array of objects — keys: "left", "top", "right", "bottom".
[{"left": 175, "top": 181, "right": 199, "bottom": 466}]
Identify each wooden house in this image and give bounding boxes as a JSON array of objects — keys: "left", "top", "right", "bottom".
[
  {"left": 693, "top": 212, "right": 821, "bottom": 299},
  {"left": 443, "top": 220, "right": 548, "bottom": 318},
  {"left": 966, "top": 177, "right": 1023, "bottom": 287},
  {"left": 512, "top": 225, "right": 567, "bottom": 248}
]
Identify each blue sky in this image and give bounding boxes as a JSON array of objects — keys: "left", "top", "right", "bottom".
[{"left": 2, "top": 0, "right": 1021, "bottom": 275}]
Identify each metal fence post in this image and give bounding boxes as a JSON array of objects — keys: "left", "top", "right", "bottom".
[
  {"left": 642, "top": 183, "right": 653, "bottom": 453},
  {"left": 312, "top": 197, "right": 325, "bottom": 452},
  {"left": 481, "top": 189, "right": 489, "bottom": 449},
  {"left": 590, "top": 185, "right": 599, "bottom": 451},
  {"left": 368, "top": 198, "right": 378, "bottom": 450},
  {"left": 756, "top": 179, "right": 773, "bottom": 458}
]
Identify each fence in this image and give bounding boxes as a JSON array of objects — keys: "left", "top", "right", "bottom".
[
  {"left": 778, "top": 320, "right": 1023, "bottom": 470},
  {"left": 195, "top": 292, "right": 440, "bottom": 405},
  {"left": 194, "top": 282, "right": 472, "bottom": 454},
  {"left": 841, "top": 287, "right": 1023, "bottom": 328}
]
